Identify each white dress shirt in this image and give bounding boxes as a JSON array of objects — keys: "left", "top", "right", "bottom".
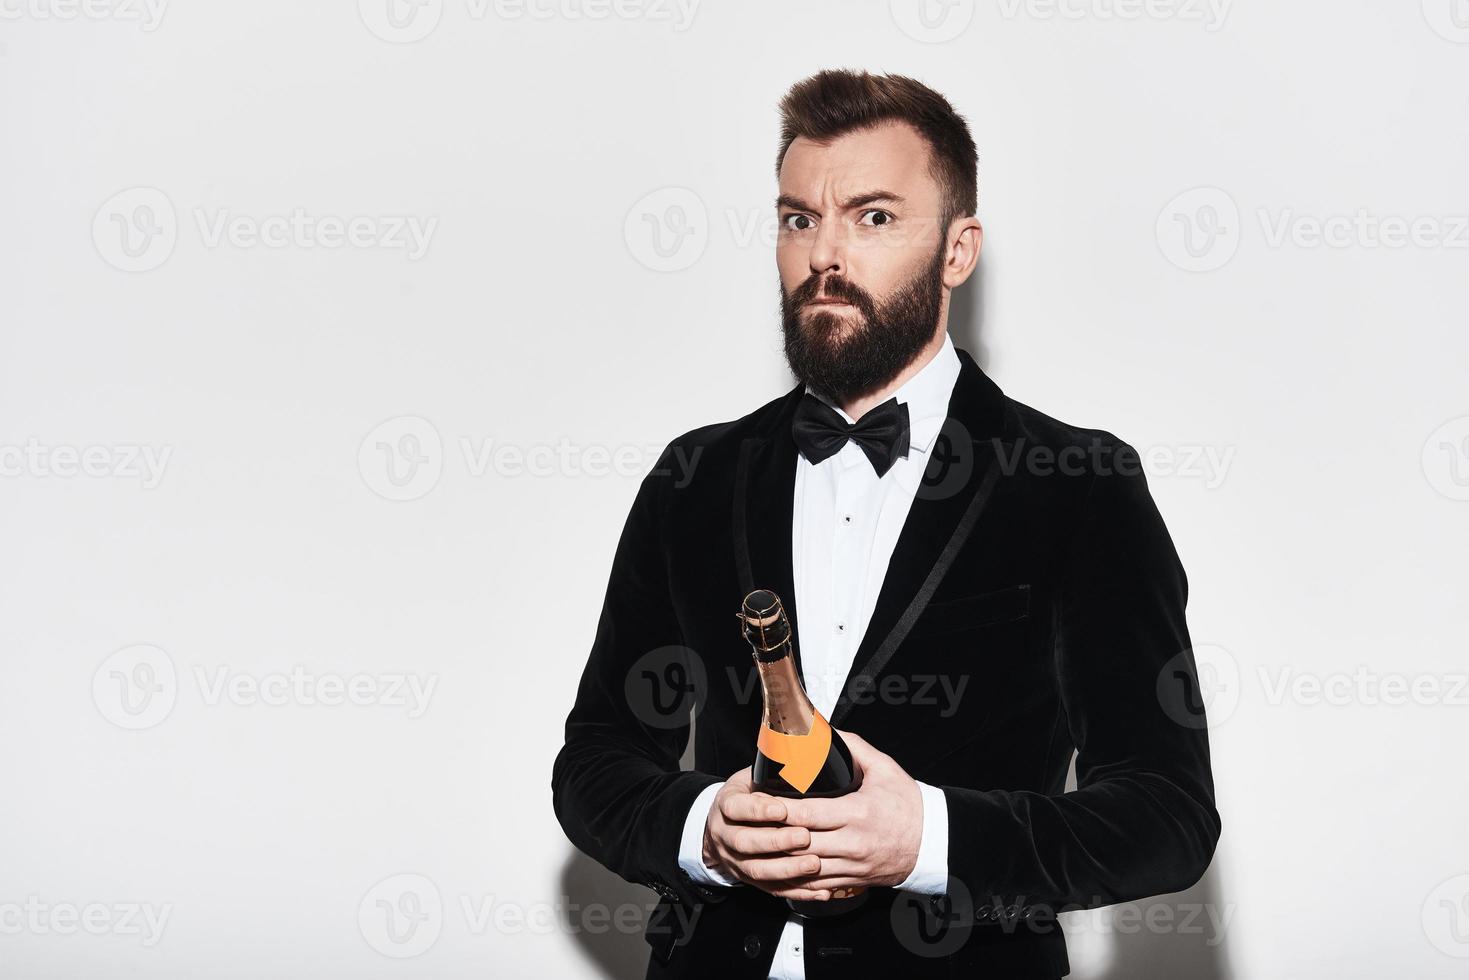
[{"left": 677, "top": 333, "right": 962, "bottom": 979}]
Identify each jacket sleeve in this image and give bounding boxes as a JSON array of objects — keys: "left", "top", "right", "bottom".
[
  {"left": 550, "top": 442, "right": 724, "bottom": 911},
  {"left": 941, "top": 442, "right": 1221, "bottom": 914}
]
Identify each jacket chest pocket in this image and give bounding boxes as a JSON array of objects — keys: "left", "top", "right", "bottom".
[{"left": 907, "top": 584, "right": 1031, "bottom": 639}]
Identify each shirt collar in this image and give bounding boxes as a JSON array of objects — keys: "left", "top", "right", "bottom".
[{"left": 804, "top": 332, "right": 961, "bottom": 461}]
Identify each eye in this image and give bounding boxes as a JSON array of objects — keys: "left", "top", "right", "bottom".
[
  {"left": 858, "top": 210, "right": 893, "bottom": 227},
  {"left": 782, "top": 213, "right": 816, "bottom": 232}
]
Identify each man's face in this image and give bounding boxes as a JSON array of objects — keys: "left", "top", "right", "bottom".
[{"left": 776, "top": 121, "right": 955, "bottom": 404}]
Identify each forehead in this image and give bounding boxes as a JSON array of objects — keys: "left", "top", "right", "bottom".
[{"left": 778, "top": 121, "right": 938, "bottom": 206}]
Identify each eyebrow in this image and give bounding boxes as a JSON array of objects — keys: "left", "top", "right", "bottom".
[{"left": 775, "top": 190, "right": 907, "bottom": 214}]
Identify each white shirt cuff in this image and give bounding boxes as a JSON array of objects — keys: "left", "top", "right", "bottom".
[
  {"left": 894, "top": 781, "right": 949, "bottom": 895},
  {"left": 677, "top": 781, "right": 741, "bottom": 887}
]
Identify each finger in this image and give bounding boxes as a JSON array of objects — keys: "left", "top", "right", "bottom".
[
  {"left": 790, "top": 830, "right": 865, "bottom": 859},
  {"left": 721, "top": 792, "right": 789, "bottom": 824},
  {"left": 834, "top": 728, "right": 883, "bottom": 770},
  {"left": 765, "top": 885, "right": 833, "bottom": 902},
  {"left": 722, "top": 824, "right": 811, "bottom": 856},
  {"left": 790, "top": 857, "right": 867, "bottom": 879},
  {"left": 793, "top": 875, "right": 871, "bottom": 891},
  {"left": 766, "top": 885, "right": 833, "bottom": 902},
  {"left": 780, "top": 796, "right": 853, "bottom": 831},
  {"left": 738, "top": 853, "right": 822, "bottom": 883}
]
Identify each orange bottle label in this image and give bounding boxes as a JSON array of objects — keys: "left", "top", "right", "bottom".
[{"left": 757, "top": 712, "right": 831, "bottom": 794}]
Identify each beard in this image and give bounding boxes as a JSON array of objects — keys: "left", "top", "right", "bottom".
[{"left": 780, "top": 243, "right": 947, "bottom": 405}]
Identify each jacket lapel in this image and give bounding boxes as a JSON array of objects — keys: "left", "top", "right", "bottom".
[
  {"left": 829, "top": 348, "right": 1010, "bottom": 726},
  {"left": 732, "top": 348, "right": 1010, "bottom": 714},
  {"left": 732, "top": 385, "right": 807, "bottom": 684}
]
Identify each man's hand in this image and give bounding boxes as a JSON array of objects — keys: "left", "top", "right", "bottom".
[
  {"left": 701, "top": 767, "right": 835, "bottom": 901},
  {"left": 781, "top": 730, "right": 924, "bottom": 891}
]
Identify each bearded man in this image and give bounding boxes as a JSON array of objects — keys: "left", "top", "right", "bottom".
[{"left": 552, "top": 68, "right": 1220, "bottom": 980}]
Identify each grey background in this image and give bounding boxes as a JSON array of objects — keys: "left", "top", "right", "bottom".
[{"left": 3, "top": 1, "right": 1467, "bottom": 977}]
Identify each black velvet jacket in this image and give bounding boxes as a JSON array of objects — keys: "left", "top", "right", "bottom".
[{"left": 552, "top": 348, "right": 1221, "bottom": 978}]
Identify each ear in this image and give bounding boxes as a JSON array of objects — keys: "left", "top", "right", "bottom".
[{"left": 943, "top": 216, "right": 983, "bottom": 289}]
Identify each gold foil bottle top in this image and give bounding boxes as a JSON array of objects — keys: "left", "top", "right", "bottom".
[{"left": 738, "top": 589, "right": 792, "bottom": 660}]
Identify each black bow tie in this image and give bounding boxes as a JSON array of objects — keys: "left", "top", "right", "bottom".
[{"left": 792, "top": 393, "right": 911, "bottom": 477}]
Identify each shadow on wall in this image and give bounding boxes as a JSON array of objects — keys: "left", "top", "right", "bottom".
[
  {"left": 1079, "top": 869, "right": 1234, "bottom": 980},
  {"left": 558, "top": 850, "right": 655, "bottom": 980},
  {"left": 555, "top": 722, "right": 702, "bottom": 978},
  {"left": 949, "top": 249, "right": 990, "bottom": 371}
]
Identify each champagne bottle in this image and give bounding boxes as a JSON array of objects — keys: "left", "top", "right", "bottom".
[{"left": 738, "top": 588, "right": 867, "bottom": 918}]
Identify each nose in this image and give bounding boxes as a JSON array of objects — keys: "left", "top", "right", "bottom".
[{"left": 807, "top": 217, "right": 845, "bottom": 279}]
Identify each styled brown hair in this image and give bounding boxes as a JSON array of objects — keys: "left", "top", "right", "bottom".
[{"left": 776, "top": 69, "right": 978, "bottom": 228}]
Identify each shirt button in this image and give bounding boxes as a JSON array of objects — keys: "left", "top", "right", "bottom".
[
  {"left": 793, "top": 944, "right": 802, "bottom": 955},
  {"left": 841, "top": 513, "right": 853, "bottom": 524},
  {"left": 836, "top": 622, "right": 846, "bottom": 632}
]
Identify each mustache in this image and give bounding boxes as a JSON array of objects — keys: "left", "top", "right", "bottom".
[{"left": 791, "top": 274, "right": 873, "bottom": 311}]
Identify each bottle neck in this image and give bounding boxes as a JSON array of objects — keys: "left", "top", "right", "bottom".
[{"left": 755, "top": 642, "right": 817, "bottom": 736}]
